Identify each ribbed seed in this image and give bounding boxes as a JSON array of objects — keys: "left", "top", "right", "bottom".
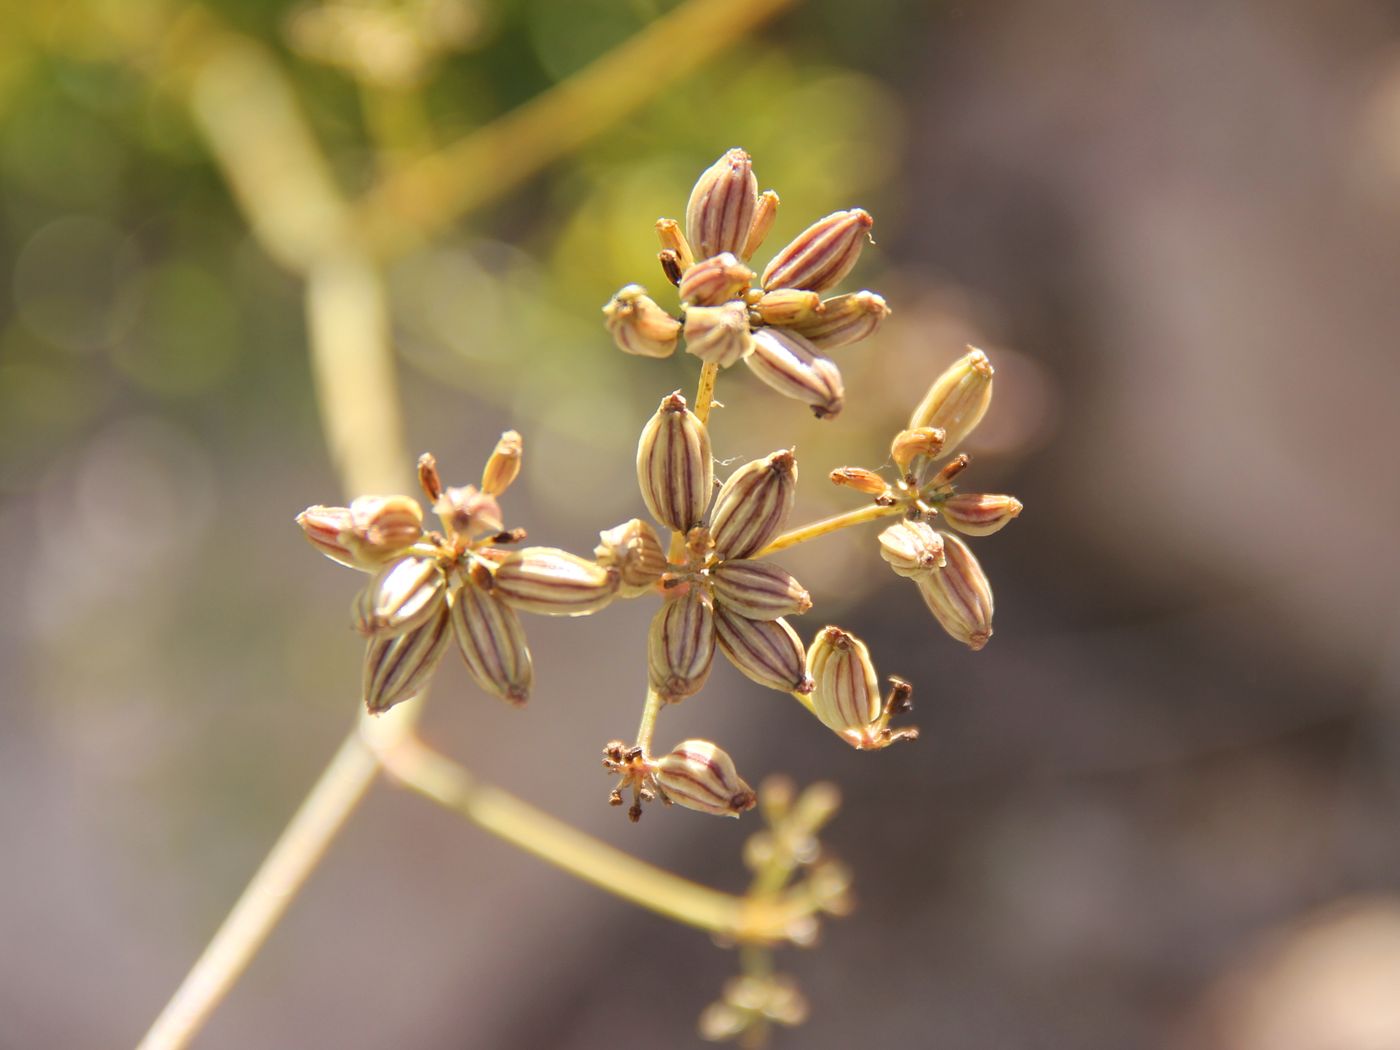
[
  {"left": 877, "top": 520, "right": 946, "bottom": 577},
  {"left": 745, "top": 328, "right": 845, "bottom": 419},
  {"left": 594, "top": 518, "right": 667, "bottom": 597},
  {"left": 353, "top": 555, "right": 448, "bottom": 637},
  {"left": 709, "top": 450, "right": 798, "bottom": 560},
  {"left": 648, "top": 586, "right": 716, "bottom": 702},
  {"left": 492, "top": 547, "right": 619, "bottom": 617},
  {"left": 481, "top": 430, "right": 523, "bottom": 496},
  {"left": 806, "top": 626, "right": 880, "bottom": 736},
  {"left": 915, "top": 531, "right": 994, "bottom": 650},
  {"left": 784, "top": 290, "right": 889, "bottom": 350},
  {"left": 908, "top": 347, "right": 994, "bottom": 455},
  {"left": 636, "top": 392, "right": 713, "bottom": 532},
  {"left": 362, "top": 604, "right": 451, "bottom": 714},
  {"left": 760, "top": 209, "right": 873, "bottom": 293},
  {"left": 678, "top": 252, "right": 754, "bottom": 307},
  {"left": 711, "top": 560, "right": 811, "bottom": 620},
  {"left": 890, "top": 427, "right": 946, "bottom": 473},
  {"left": 686, "top": 148, "right": 759, "bottom": 260},
  {"left": 654, "top": 217, "right": 694, "bottom": 272},
  {"left": 828, "top": 467, "right": 887, "bottom": 495},
  {"left": 742, "top": 190, "right": 780, "bottom": 260},
  {"left": 753, "top": 288, "right": 823, "bottom": 327},
  {"left": 683, "top": 302, "right": 753, "bottom": 368},
  {"left": 296, "top": 504, "right": 360, "bottom": 568},
  {"left": 939, "top": 493, "right": 1023, "bottom": 537},
  {"left": 450, "top": 579, "right": 533, "bottom": 705},
  {"left": 603, "top": 284, "right": 681, "bottom": 359},
  {"left": 714, "top": 606, "right": 811, "bottom": 694},
  {"left": 654, "top": 739, "right": 756, "bottom": 817}
]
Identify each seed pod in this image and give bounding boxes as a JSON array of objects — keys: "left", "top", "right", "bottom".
[
  {"left": 603, "top": 284, "right": 681, "bottom": 359},
  {"left": 678, "top": 252, "right": 754, "bottom": 307},
  {"left": 654, "top": 217, "right": 694, "bottom": 272},
  {"left": 654, "top": 739, "right": 757, "bottom": 817},
  {"left": 686, "top": 148, "right": 758, "bottom": 261},
  {"left": 481, "top": 430, "right": 523, "bottom": 496},
  {"left": 806, "top": 626, "right": 880, "bottom": 738},
  {"left": 306, "top": 494, "right": 424, "bottom": 568},
  {"left": 683, "top": 301, "right": 752, "bottom": 368},
  {"left": 828, "top": 467, "right": 887, "bottom": 496},
  {"left": 745, "top": 328, "right": 845, "bottom": 419},
  {"left": 433, "top": 484, "right": 503, "bottom": 543},
  {"left": 362, "top": 604, "right": 451, "bottom": 714},
  {"left": 492, "top": 547, "right": 619, "bottom": 617},
  {"left": 711, "top": 560, "right": 811, "bottom": 620},
  {"left": 761, "top": 208, "right": 873, "bottom": 293},
  {"left": 450, "top": 579, "right": 533, "bottom": 705},
  {"left": 890, "top": 427, "right": 946, "bottom": 473},
  {"left": 878, "top": 520, "right": 946, "bottom": 577},
  {"left": 354, "top": 555, "right": 448, "bottom": 637},
  {"left": 594, "top": 518, "right": 667, "bottom": 597},
  {"left": 416, "top": 453, "right": 443, "bottom": 502},
  {"left": 939, "top": 493, "right": 1023, "bottom": 537},
  {"left": 753, "top": 288, "right": 823, "bottom": 327},
  {"left": 742, "top": 189, "right": 780, "bottom": 260},
  {"left": 709, "top": 449, "right": 798, "bottom": 560},
  {"left": 915, "top": 531, "right": 993, "bottom": 650},
  {"left": 648, "top": 585, "right": 715, "bottom": 702},
  {"left": 909, "top": 347, "right": 994, "bottom": 454},
  {"left": 636, "top": 392, "right": 713, "bottom": 532},
  {"left": 296, "top": 505, "right": 360, "bottom": 568},
  {"left": 785, "top": 290, "right": 889, "bottom": 350},
  {"left": 714, "top": 606, "right": 812, "bottom": 694}
]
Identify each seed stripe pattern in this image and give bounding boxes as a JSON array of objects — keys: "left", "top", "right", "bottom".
[
  {"left": 450, "top": 580, "right": 533, "bottom": 705},
  {"left": 745, "top": 329, "right": 844, "bottom": 419},
  {"left": 761, "top": 209, "right": 873, "bottom": 293},
  {"left": 363, "top": 606, "right": 451, "bottom": 714},
  {"left": 714, "top": 607, "right": 810, "bottom": 693}
]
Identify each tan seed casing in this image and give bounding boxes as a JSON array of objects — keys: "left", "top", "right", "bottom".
[
  {"left": 785, "top": 290, "right": 889, "bottom": 350},
  {"left": 877, "top": 520, "right": 946, "bottom": 577},
  {"left": 362, "top": 604, "right": 451, "bottom": 714},
  {"left": 909, "top": 347, "right": 994, "bottom": 455},
  {"left": 939, "top": 493, "right": 1023, "bottom": 537},
  {"left": 594, "top": 518, "right": 667, "bottom": 597},
  {"left": 354, "top": 554, "right": 448, "bottom": 637},
  {"left": 806, "top": 626, "right": 881, "bottom": 738},
  {"left": 753, "top": 288, "right": 823, "bottom": 327},
  {"left": 636, "top": 392, "right": 713, "bottom": 533},
  {"left": 710, "top": 560, "right": 811, "bottom": 620},
  {"left": 648, "top": 585, "right": 716, "bottom": 702},
  {"left": 450, "top": 579, "right": 533, "bottom": 705},
  {"left": 678, "top": 252, "right": 753, "bottom": 307},
  {"left": 714, "top": 607, "right": 811, "bottom": 694},
  {"left": 480, "top": 430, "right": 523, "bottom": 496},
  {"left": 654, "top": 739, "right": 756, "bottom": 817},
  {"left": 686, "top": 148, "right": 759, "bottom": 261},
  {"left": 915, "top": 531, "right": 994, "bottom": 650},
  {"left": 683, "top": 302, "right": 753, "bottom": 369},
  {"left": 492, "top": 547, "right": 619, "bottom": 617},
  {"left": 709, "top": 449, "right": 798, "bottom": 560},
  {"left": 603, "top": 284, "right": 681, "bottom": 359},
  {"left": 745, "top": 328, "right": 845, "bottom": 419},
  {"left": 761, "top": 209, "right": 873, "bottom": 293}
]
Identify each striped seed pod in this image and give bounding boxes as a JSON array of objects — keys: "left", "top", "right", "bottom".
[
  {"left": 890, "top": 427, "right": 946, "bottom": 473},
  {"left": 915, "top": 531, "right": 993, "bottom": 650},
  {"left": 636, "top": 392, "right": 713, "bottom": 533},
  {"left": 784, "top": 290, "right": 889, "bottom": 350},
  {"left": 877, "top": 519, "right": 946, "bottom": 577},
  {"left": 654, "top": 739, "right": 756, "bottom": 817},
  {"left": 761, "top": 209, "right": 873, "bottom": 293},
  {"left": 742, "top": 189, "right": 780, "bottom": 260},
  {"left": 492, "top": 547, "right": 619, "bottom": 617},
  {"left": 745, "top": 328, "right": 844, "bottom": 419},
  {"left": 603, "top": 284, "right": 681, "bottom": 359},
  {"left": 648, "top": 585, "right": 715, "bottom": 702},
  {"left": 753, "top": 288, "right": 823, "bottom": 327},
  {"left": 296, "top": 504, "right": 360, "bottom": 568},
  {"left": 362, "top": 604, "right": 451, "bottom": 714},
  {"left": 829, "top": 467, "right": 887, "bottom": 496},
  {"left": 353, "top": 554, "right": 448, "bottom": 637},
  {"left": 909, "top": 347, "right": 994, "bottom": 454},
  {"left": 594, "top": 518, "right": 667, "bottom": 597},
  {"left": 480, "top": 430, "right": 523, "bottom": 496},
  {"left": 714, "top": 606, "right": 811, "bottom": 694},
  {"left": 686, "top": 148, "right": 759, "bottom": 261},
  {"left": 683, "top": 301, "right": 753, "bottom": 368},
  {"left": 449, "top": 578, "right": 533, "bottom": 705},
  {"left": 939, "top": 493, "right": 1023, "bottom": 537},
  {"left": 710, "top": 560, "right": 811, "bottom": 620},
  {"left": 709, "top": 449, "right": 798, "bottom": 560},
  {"left": 806, "top": 626, "right": 880, "bottom": 738},
  {"left": 654, "top": 217, "right": 694, "bottom": 272},
  {"left": 678, "top": 252, "right": 754, "bottom": 307}
]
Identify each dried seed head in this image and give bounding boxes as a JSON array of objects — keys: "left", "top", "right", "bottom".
[
  {"left": 449, "top": 578, "right": 533, "bottom": 705},
  {"left": 878, "top": 519, "right": 946, "bottom": 576},
  {"left": 603, "top": 284, "right": 681, "bottom": 359},
  {"left": 939, "top": 493, "right": 1023, "bottom": 537},
  {"left": 806, "top": 626, "right": 881, "bottom": 739},
  {"left": 753, "top": 288, "right": 824, "bottom": 327},
  {"left": 909, "top": 347, "right": 995, "bottom": 455},
  {"left": 416, "top": 453, "right": 443, "bottom": 502},
  {"left": 654, "top": 739, "right": 757, "bottom": 817},
  {"left": 480, "top": 430, "right": 523, "bottom": 496},
  {"left": 636, "top": 392, "right": 714, "bottom": 533},
  {"left": 761, "top": 208, "right": 873, "bottom": 293},
  {"left": 353, "top": 555, "right": 448, "bottom": 637},
  {"left": 648, "top": 585, "right": 716, "bottom": 702},
  {"left": 710, "top": 560, "right": 811, "bottom": 620},
  {"left": 654, "top": 217, "right": 694, "bottom": 272},
  {"left": 491, "top": 547, "right": 619, "bottom": 617},
  {"left": 683, "top": 301, "right": 753, "bottom": 369},
  {"left": 890, "top": 427, "right": 947, "bottom": 473},
  {"left": 594, "top": 518, "right": 667, "bottom": 597},
  {"left": 433, "top": 484, "right": 503, "bottom": 543},
  {"left": 742, "top": 189, "right": 780, "bottom": 260},
  {"left": 709, "top": 449, "right": 798, "bottom": 560},
  {"left": 677, "top": 252, "right": 754, "bottom": 307},
  {"left": 362, "top": 603, "right": 451, "bottom": 714},
  {"left": 686, "top": 148, "right": 759, "bottom": 261},
  {"left": 785, "top": 290, "right": 889, "bottom": 350},
  {"left": 828, "top": 467, "right": 887, "bottom": 496},
  {"left": 916, "top": 531, "right": 994, "bottom": 650},
  {"left": 714, "top": 606, "right": 812, "bottom": 694},
  {"left": 296, "top": 504, "right": 360, "bottom": 568},
  {"left": 745, "top": 328, "right": 845, "bottom": 419}
]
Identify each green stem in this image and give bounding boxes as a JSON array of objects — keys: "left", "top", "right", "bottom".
[{"left": 754, "top": 501, "right": 904, "bottom": 558}]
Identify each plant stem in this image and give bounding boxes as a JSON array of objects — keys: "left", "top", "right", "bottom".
[
  {"left": 635, "top": 687, "right": 664, "bottom": 755},
  {"left": 754, "top": 501, "right": 904, "bottom": 558},
  {"left": 694, "top": 361, "right": 720, "bottom": 426}
]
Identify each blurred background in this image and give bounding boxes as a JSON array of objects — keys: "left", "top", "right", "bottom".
[{"left": 4, "top": 0, "right": 1400, "bottom": 1046}]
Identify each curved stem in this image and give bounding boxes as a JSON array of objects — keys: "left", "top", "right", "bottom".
[
  {"left": 754, "top": 501, "right": 903, "bottom": 558},
  {"left": 635, "top": 687, "right": 665, "bottom": 755},
  {"left": 694, "top": 361, "right": 720, "bottom": 426}
]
